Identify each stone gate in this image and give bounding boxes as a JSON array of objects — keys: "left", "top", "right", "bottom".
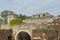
[
  {"left": 11, "top": 23, "right": 58, "bottom": 40},
  {"left": 12, "top": 23, "right": 37, "bottom": 40}
]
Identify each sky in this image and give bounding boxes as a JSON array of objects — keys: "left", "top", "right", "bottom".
[{"left": 0, "top": 0, "right": 60, "bottom": 16}]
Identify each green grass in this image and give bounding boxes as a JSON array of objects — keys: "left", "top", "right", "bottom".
[{"left": 36, "top": 27, "right": 56, "bottom": 30}]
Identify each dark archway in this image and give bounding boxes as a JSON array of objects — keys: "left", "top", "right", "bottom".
[
  {"left": 17, "top": 31, "right": 31, "bottom": 40},
  {"left": 8, "top": 36, "right": 12, "bottom": 40}
]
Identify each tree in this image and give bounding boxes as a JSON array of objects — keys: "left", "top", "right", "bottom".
[
  {"left": 1, "top": 10, "right": 15, "bottom": 17},
  {"left": 1, "top": 10, "right": 9, "bottom": 17},
  {"left": 10, "top": 20, "right": 22, "bottom": 26},
  {"left": 27, "top": 16, "right": 32, "bottom": 19},
  {"left": 18, "top": 14, "right": 27, "bottom": 20},
  {"left": 1, "top": 10, "right": 18, "bottom": 24}
]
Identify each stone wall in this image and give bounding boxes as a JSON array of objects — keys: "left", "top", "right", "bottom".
[
  {"left": 32, "top": 30, "right": 57, "bottom": 40},
  {"left": 0, "top": 29, "right": 12, "bottom": 40}
]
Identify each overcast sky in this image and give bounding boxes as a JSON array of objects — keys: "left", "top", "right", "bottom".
[{"left": 0, "top": 0, "right": 60, "bottom": 16}]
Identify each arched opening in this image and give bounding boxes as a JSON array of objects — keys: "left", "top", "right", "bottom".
[
  {"left": 17, "top": 31, "right": 31, "bottom": 40},
  {"left": 8, "top": 36, "right": 12, "bottom": 40}
]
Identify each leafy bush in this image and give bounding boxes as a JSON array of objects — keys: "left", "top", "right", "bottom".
[{"left": 10, "top": 20, "right": 22, "bottom": 26}]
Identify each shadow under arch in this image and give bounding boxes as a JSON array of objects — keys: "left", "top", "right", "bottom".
[{"left": 17, "top": 31, "right": 31, "bottom": 40}]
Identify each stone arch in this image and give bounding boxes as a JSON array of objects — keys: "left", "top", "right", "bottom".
[
  {"left": 15, "top": 30, "right": 32, "bottom": 40},
  {"left": 17, "top": 31, "right": 31, "bottom": 40}
]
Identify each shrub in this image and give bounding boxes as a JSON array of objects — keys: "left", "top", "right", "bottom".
[{"left": 10, "top": 20, "right": 22, "bottom": 26}]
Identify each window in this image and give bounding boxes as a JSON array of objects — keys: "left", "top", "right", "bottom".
[
  {"left": 38, "top": 15, "right": 40, "bottom": 17},
  {"left": 43, "top": 14, "right": 45, "bottom": 17}
]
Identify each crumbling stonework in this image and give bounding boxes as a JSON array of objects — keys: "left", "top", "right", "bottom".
[{"left": 0, "top": 29, "right": 12, "bottom": 40}]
